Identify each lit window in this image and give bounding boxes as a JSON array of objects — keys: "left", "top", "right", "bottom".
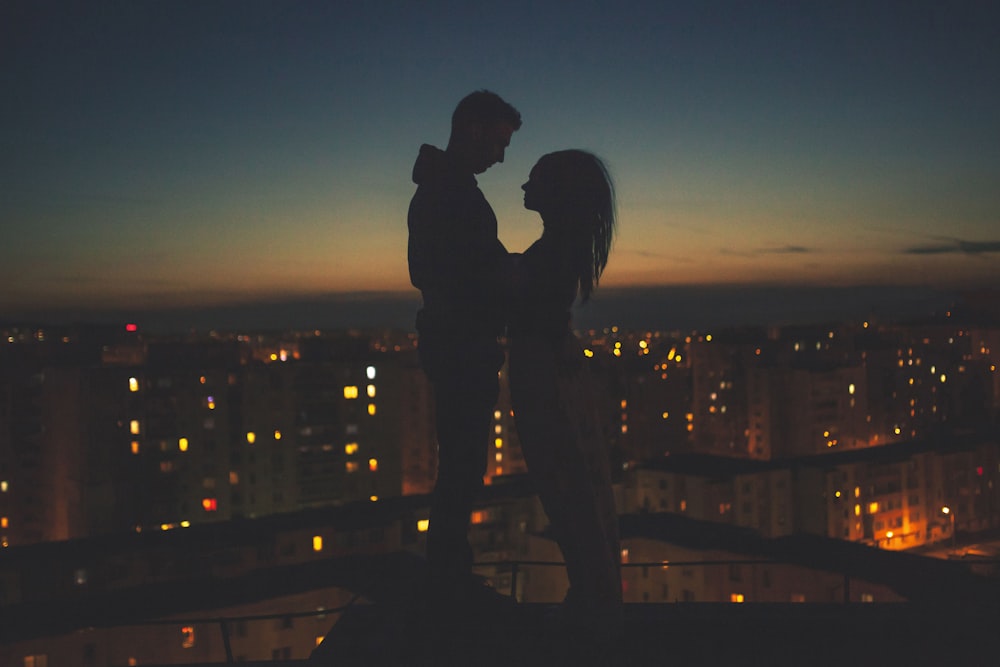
[
  {"left": 130, "top": 420, "right": 140, "bottom": 435},
  {"left": 199, "top": 375, "right": 207, "bottom": 384},
  {"left": 367, "top": 384, "right": 376, "bottom": 398},
  {"left": 366, "top": 366, "right": 376, "bottom": 379},
  {"left": 369, "top": 495, "right": 378, "bottom": 502},
  {"left": 854, "top": 505, "right": 861, "bottom": 517},
  {"left": 495, "top": 438, "right": 503, "bottom": 449},
  {"left": 343, "top": 386, "right": 359, "bottom": 399},
  {"left": 182, "top": 626, "right": 195, "bottom": 649},
  {"left": 246, "top": 432, "right": 256, "bottom": 444},
  {"left": 129, "top": 377, "right": 139, "bottom": 392},
  {"left": 494, "top": 409, "right": 502, "bottom": 420},
  {"left": 494, "top": 424, "right": 503, "bottom": 434},
  {"left": 583, "top": 348, "right": 594, "bottom": 358},
  {"left": 179, "top": 437, "right": 189, "bottom": 452},
  {"left": 274, "top": 430, "right": 281, "bottom": 440},
  {"left": 131, "top": 441, "right": 140, "bottom": 455},
  {"left": 662, "top": 412, "right": 669, "bottom": 419},
  {"left": 868, "top": 502, "right": 879, "bottom": 514},
  {"left": 368, "top": 403, "right": 376, "bottom": 415},
  {"left": 313, "top": 535, "right": 323, "bottom": 552},
  {"left": 471, "top": 511, "right": 486, "bottom": 524},
  {"left": 229, "top": 471, "right": 239, "bottom": 485},
  {"left": 848, "top": 383, "right": 856, "bottom": 395},
  {"left": 730, "top": 593, "right": 744, "bottom": 603},
  {"left": 417, "top": 519, "right": 430, "bottom": 532},
  {"left": 345, "top": 443, "right": 359, "bottom": 455},
  {"left": 1, "top": 481, "right": 8, "bottom": 493},
  {"left": 620, "top": 548, "right": 629, "bottom": 563},
  {"left": 202, "top": 498, "right": 218, "bottom": 511},
  {"left": 0, "top": 517, "right": 7, "bottom": 529},
  {"left": 368, "top": 458, "right": 378, "bottom": 472},
  {"left": 495, "top": 452, "right": 503, "bottom": 462},
  {"left": 346, "top": 461, "right": 360, "bottom": 473}
]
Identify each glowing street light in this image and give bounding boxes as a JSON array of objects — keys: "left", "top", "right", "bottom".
[{"left": 941, "top": 506, "right": 956, "bottom": 548}]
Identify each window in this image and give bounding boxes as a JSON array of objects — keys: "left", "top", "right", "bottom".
[
  {"left": 343, "top": 386, "right": 359, "bottom": 399},
  {"left": 181, "top": 626, "right": 196, "bottom": 648}
]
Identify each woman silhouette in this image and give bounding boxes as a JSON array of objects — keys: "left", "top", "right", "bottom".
[{"left": 509, "top": 149, "right": 622, "bottom": 640}]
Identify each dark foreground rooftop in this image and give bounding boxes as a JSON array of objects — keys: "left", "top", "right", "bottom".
[
  {"left": 119, "top": 598, "right": 999, "bottom": 667},
  {"left": 312, "top": 599, "right": 1000, "bottom": 667}
]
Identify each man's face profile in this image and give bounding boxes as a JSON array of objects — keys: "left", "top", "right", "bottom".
[{"left": 471, "top": 121, "right": 515, "bottom": 174}]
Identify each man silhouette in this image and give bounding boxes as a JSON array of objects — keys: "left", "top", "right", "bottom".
[{"left": 407, "top": 90, "right": 521, "bottom": 606}]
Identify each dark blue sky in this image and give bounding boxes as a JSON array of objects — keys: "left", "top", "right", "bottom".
[{"left": 2, "top": 1, "right": 998, "bottom": 322}]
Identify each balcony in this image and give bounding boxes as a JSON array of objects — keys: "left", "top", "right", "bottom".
[{"left": 3, "top": 547, "right": 999, "bottom": 667}]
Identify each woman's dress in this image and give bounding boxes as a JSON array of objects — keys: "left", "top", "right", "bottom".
[{"left": 508, "top": 234, "right": 622, "bottom": 630}]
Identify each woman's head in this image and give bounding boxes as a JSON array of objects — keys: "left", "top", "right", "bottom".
[{"left": 521, "top": 150, "right": 616, "bottom": 301}]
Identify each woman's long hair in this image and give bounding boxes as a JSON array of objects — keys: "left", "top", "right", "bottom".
[{"left": 536, "top": 150, "right": 617, "bottom": 302}]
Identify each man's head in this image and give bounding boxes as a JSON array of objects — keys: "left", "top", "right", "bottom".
[{"left": 447, "top": 90, "right": 522, "bottom": 174}]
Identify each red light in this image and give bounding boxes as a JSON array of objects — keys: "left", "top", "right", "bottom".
[
  {"left": 977, "top": 466, "right": 983, "bottom": 476},
  {"left": 202, "top": 498, "right": 218, "bottom": 511},
  {"left": 125, "top": 323, "right": 138, "bottom": 332}
]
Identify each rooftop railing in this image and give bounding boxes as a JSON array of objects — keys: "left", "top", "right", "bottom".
[{"left": 12, "top": 556, "right": 998, "bottom": 666}]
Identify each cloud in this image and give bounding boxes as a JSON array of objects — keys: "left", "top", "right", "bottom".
[
  {"left": 758, "top": 245, "right": 811, "bottom": 255},
  {"left": 904, "top": 239, "right": 1000, "bottom": 255},
  {"left": 720, "top": 245, "right": 813, "bottom": 258}
]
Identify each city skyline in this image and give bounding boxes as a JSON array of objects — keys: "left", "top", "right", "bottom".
[{"left": 3, "top": 1, "right": 999, "bottom": 324}]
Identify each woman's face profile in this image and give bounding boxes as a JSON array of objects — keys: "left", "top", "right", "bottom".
[{"left": 521, "top": 161, "right": 551, "bottom": 213}]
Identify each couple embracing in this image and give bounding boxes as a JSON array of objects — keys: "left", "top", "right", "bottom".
[{"left": 407, "top": 90, "right": 622, "bottom": 641}]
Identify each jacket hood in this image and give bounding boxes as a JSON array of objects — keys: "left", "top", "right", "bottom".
[{"left": 412, "top": 144, "right": 476, "bottom": 188}]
